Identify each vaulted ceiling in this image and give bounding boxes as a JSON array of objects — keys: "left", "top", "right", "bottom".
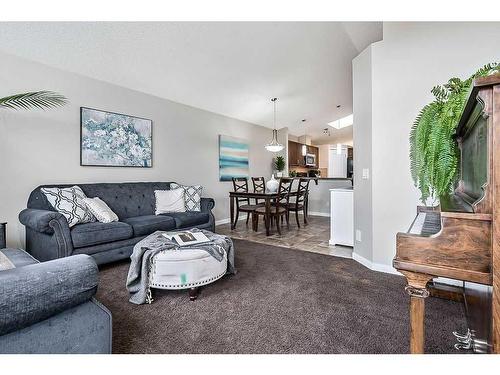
[{"left": 0, "top": 22, "right": 382, "bottom": 142}]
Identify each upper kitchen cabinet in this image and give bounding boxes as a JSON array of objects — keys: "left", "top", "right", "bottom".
[
  {"left": 288, "top": 140, "right": 301, "bottom": 166},
  {"left": 288, "top": 140, "right": 319, "bottom": 168}
]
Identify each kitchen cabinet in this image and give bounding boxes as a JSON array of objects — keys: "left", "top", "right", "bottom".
[
  {"left": 288, "top": 141, "right": 300, "bottom": 166},
  {"left": 288, "top": 140, "right": 319, "bottom": 168}
]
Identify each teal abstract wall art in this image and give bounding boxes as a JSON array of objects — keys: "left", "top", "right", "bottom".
[
  {"left": 219, "top": 135, "right": 249, "bottom": 181},
  {"left": 80, "top": 107, "right": 152, "bottom": 167}
]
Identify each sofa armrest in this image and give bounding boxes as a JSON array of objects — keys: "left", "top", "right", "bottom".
[
  {"left": 0, "top": 254, "right": 98, "bottom": 336},
  {"left": 19, "top": 208, "right": 66, "bottom": 235},
  {"left": 200, "top": 197, "right": 215, "bottom": 212},
  {"left": 19, "top": 208, "right": 74, "bottom": 259}
]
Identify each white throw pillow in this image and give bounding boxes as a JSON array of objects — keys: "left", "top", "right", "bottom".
[
  {"left": 41, "top": 186, "right": 96, "bottom": 227},
  {"left": 155, "top": 188, "right": 186, "bottom": 214},
  {"left": 83, "top": 197, "right": 119, "bottom": 223},
  {"left": 170, "top": 183, "right": 203, "bottom": 212}
]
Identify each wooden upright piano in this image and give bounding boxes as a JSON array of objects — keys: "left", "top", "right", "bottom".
[{"left": 394, "top": 74, "right": 500, "bottom": 354}]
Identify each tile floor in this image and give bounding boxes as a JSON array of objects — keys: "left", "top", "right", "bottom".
[{"left": 216, "top": 215, "right": 353, "bottom": 258}]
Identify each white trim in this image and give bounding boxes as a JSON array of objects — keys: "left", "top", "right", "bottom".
[
  {"left": 215, "top": 218, "right": 231, "bottom": 226},
  {"left": 304, "top": 211, "right": 330, "bottom": 217},
  {"left": 352, "top": 252, "right": 401, "bottom": 276},
  {"left": 352, "top": 253, "right": 464, "bottom": 288},
  {"left": 215, "top": 215, "right": 247, "bottom": 226}
]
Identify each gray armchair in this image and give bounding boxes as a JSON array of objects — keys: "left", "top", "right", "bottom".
[{"left": 0, "top": 248, "right": 112, "bottom": 353}]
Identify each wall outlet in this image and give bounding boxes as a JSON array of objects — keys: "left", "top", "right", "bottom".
[
  {"left": 362, "top": 168, "right": 370, "bottom": 180},
  {"left": 355, "top": 229, "right": 362, "bottom": 242}
]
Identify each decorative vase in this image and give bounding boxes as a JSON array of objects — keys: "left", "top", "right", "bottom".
[
  {"left": 276, "top": 171, "right": 283, "bottom": 178},
  {"left": 266, "top": 174, "right": 279, "bottom": 193}
]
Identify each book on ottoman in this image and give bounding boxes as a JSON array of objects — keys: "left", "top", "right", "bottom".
[{"left": 163, "top": 231, "right": 210, "bottom": 247}]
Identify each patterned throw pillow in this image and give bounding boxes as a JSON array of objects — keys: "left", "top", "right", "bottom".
[
  {"left": 155, "top": 188, "right": 186, "bottom": 214},
  {"left": 83, "top": 197, "right": 119, "bottom": 223},
  {"left": 170, "top": 183, "right": 203, "bottom": 212},
  {"left": 41, "top": 186, "right": 96, "bottom": 227}
]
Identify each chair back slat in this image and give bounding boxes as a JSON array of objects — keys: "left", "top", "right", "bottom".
[
  {"left": 232, "top": 177, "right": 249, "bottom": 205},
  {"left": 276, "top": 178, "right": 293, "bottom": 211},
  {"left": 251, "top": 177, "right": 265, "bottom": 205},
  {"left": 252, "top": 177, "right": 265, "bottom": 193},
  {"left": 296, "top": 178, "right": 310, "bottom": 205}
]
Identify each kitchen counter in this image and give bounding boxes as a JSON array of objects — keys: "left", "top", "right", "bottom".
[
  {"left": 317, "top": 177, "right": 352, "bottom": 181},
  {"left": 288, "top": 177, "right": 352, "bottom": 182}
]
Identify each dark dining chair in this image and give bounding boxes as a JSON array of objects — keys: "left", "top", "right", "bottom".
[
  {"left": 251, "top": 177, "right": 265, "bottom": 202},
  {"left": 287, "top": 178, "right": 310, "bottom": 227},
  {"left": 253, "top": 177, "right": 293, "bottom": 235},
  {"left": 231, "top": 177, "right": 261, "bottom": 228}
]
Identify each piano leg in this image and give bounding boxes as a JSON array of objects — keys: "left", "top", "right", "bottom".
[{"left": 401, "top": 271, "right": 433, "bottom": 354}]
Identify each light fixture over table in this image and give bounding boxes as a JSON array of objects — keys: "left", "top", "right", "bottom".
[
  {"left": 265, "top": 97, "right": 284, "bottom": 153},
  {"left": 301, "top": 119, "right": 307, "bottom": 156}
]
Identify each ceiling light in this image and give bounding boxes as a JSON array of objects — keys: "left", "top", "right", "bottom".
[
  {"left": 265, "top": 98, "right": 284, "bottom": 153},
  {"left": 328, "top": 114, "right": 353, "bottom": 130},
  {"left": 301, "top": 119, "right": 307, "bottom": 156}
]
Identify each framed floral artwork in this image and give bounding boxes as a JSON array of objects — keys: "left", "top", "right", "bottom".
[{"left": 80, "top": 107, "right": 152, "bottom": 167}]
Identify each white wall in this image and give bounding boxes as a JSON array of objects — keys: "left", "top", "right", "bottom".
[
  {"left": 352, "top": 45, "right": 374, "bottom": 263},
  {"left": 0, "top": 51, "right": 276, "bottom": 248},
  {"left": 353, "top": 22, "right": 500, "bottom": 269}
]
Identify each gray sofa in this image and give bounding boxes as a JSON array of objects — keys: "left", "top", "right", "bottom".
[
  {"left": 0, "top": 248, "right": 112, "bottom": 354},
  {"left": 19, "top": 182, "right": 215, "bottom": 265}
]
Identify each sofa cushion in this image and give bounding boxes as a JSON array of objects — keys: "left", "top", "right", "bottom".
[
  {"left": 71, "top": 221, "right": 133, "bottom": 248},
  {"left": 161, "top": 212, "right": 210, "bottom": 228},
  {"left": 123, "top": 215, "right": 176, "bottom": 237}
]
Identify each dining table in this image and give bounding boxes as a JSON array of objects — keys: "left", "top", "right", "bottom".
[
  {"left": 229, "top": 190, "right": 279, "bottom": 236},
  {"left": 228, "top": 178, "right": 318, "bottom": 236}
]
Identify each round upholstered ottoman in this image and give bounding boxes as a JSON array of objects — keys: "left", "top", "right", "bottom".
[{"left": 149, "top": 248, "right": 228, "bottom": 300}]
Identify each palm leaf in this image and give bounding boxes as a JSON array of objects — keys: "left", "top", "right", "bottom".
[{"left": 0, "top": 91, "right": 67, "bottom": 110}]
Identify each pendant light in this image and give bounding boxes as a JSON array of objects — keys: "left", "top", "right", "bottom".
[
  {"left": 301, "top": 119, "right": 307, "bottom": 156},
  {"left": 265, "top": 97, "right": 284, "bottom": 153}
]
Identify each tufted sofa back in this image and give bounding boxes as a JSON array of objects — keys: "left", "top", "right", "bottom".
[{"left": 27, "top": 182, "right": 174, "bottom": 220}]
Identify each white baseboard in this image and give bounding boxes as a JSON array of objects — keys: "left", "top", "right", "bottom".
[
  {"left": 215, "top": 218, "right": 231, "bottom": 226},
  {"left": 303, "top": 211, "right": 330, "bottom": 217},
  {"left": 352, "top": 253, "right": 464, "bottom": 288},
  {"left": 215, "top": 216, "right": 248, "bottom": 226},
  {"left": 352, "top": 252, "right": 401, "bottom": 276}
]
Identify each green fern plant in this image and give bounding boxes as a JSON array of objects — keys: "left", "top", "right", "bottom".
[
  {"left": 0, "top": 91, "right": 67, "bottom": 110},
  {"left": 410, "top": 63, "right": 500, "bottom": 204}
]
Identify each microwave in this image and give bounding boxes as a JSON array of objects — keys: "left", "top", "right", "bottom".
[{"left": 305, "top": 153, "right": 316, "bottom": 167}]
